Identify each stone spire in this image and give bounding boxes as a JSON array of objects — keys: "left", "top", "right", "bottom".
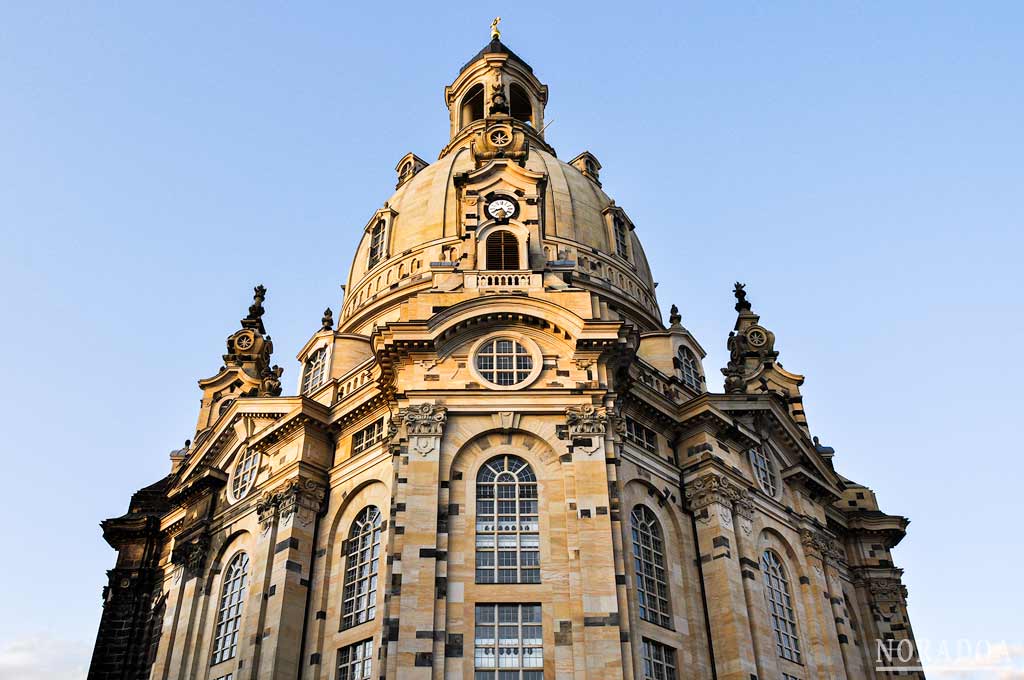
[
  {"left": 321, "top": 307, "right": 334, "bottom": 331},
  {"left": 721, "top": 283, "right": 809, "bottom": 429},
  {"left": 194, "top": 285, "right": 283, "bottom": 432}
]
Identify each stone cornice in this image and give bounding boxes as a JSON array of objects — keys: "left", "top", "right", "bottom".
[{"left": 843, "top": 510, "right": 909, "bottom": 548}]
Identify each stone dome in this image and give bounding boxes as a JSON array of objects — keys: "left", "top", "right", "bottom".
[{"left": 338, "top": 40, "right": 661, "bottom": 333}]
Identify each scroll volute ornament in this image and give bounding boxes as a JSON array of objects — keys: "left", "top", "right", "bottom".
[
  {"left": 256, "top": 478, "right": 327, "bottom": 533},
  {"left": 398, "top": 403, "right": 447, "bottom": 456},
  {"left": 471, "top": 122, "right": 529, "bottom": 167}
]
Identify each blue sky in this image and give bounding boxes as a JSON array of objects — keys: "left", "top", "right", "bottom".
[{"left": 1, "top": 2, "right": 1021, "bottom": 677}]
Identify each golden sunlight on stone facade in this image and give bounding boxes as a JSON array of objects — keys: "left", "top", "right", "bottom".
[{"left": 88, "top": 32, "right": 923, "bottom": 680}]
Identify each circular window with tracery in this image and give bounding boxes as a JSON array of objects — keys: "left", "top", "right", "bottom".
[
  {"left": 230, "top": 448, "right": 260, "bottom": 502},
  {"left": 470, "top": 335, "right": 542, "bottom": 390}
]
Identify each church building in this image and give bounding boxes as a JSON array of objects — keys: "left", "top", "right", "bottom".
[{"left": 88, "top": 26, "right": 923, "bottom": 680}]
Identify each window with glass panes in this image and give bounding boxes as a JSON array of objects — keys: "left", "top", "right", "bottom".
[
  {"left": 368, "top": 220, "right": 385, "bottom": 268},
  {"left": 352, "top": 418, "right": 385, "bottom": 454},
  {"left": 475, "top": 339, "right": 533, "bottom": 386},
  {"left": 211, "top": 552, "right": 249, "bottom": 665},
  {"left": 473, "top": 604, "right": 543, "bottom": 679},
  {"left": 631, "top": 505, "right": 672, "bottom": 627},
  {"left": 301, "top": 347, "right": 327, "bottom": 394},
  {"left": 341, "top": 507, "right": 382, "bottom": 629},
  {"left": 678, "top": 347, "right": 701, "bottom": 392},
  {"left": 625, "top": 418, "right": 658, "bottom": 453},
  {"left": 475, "top": 455, "right": 540, "bottom": 584},
  {"left": 640, "top": 638, "right": 677, "bottom": 680},
  {"left": 749, "top": 448, "right": 778, "bottom": 497},
  {"left": 614, "top": 216, "right": 629, "bottom": 258},
  {"left": 230, "top": 448, "right": 259, "bottom": 500},
  {"left": 336, "top": 639, "right": 373, "bottom": 680},
  {"left": 761, "top": 550, "right": 802, "bottom": 663}
]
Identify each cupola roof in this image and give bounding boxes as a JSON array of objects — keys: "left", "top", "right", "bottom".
[{"left": 460, "top": 37, "right": 534, "bottom": 75}]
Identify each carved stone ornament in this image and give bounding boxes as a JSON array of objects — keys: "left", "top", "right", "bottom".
[
  {"left": 257, "top": 478, "right": 327, "bottom": 531},
  {"left": 800, "top": 528, "right": 844, "bottom": 565},
  {"left": 399, "top": 403, "right": 448, "bottom": 436},
  {"left": 867, "top": 578, "right": 907, "bottom": 603},
  {"left": 565, "top": 405, "right": 608, "bottom": 438},
  {"left": 684, "top": 471, "right": 744, "bottom": 512},
  {"left": 170, "top": 534, "right": 211, "bottom": 579}
]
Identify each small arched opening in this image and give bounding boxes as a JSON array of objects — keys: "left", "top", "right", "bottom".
[
  {"left": 460, "top": 84, "right": 485, "bottom": 128},
  {"left": 509, "top": 83, "right": 533, "bottom": 125},
  {"left": 486, "top": 230, "right": 520, "bottom": 270}
]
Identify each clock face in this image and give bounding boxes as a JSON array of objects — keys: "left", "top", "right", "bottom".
[{"left": 487, "top": 197, "right": 517, "bottom": 220}]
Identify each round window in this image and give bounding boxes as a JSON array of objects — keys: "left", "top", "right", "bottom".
[
  {"left": 470, "top": 335, "right": 542, "bottom": 390},
  {"left": 230, "top": 448, "right": 260, "bottom": 502}
]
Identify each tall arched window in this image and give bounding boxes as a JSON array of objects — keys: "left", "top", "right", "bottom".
[
  {"left": 678, "top": 347, "right": 702, "bottom": 392},
  {"left": 302, "top": 347, "right": 327, "bottom": 394},
  {"left": 761, "top": 550, "right": 802, "bottom": 663},
  {"left": 631, "top": 505, "right": 671, "bottom": 627},
  {"left": 342, "top": 506, "right": 382, "bottom": 629},
  {"left": 485, "top": 230, "right": 520, "bottom": 270},
  {"left": 211, "top": 552, "right": 249, "bottom": 665},
  {"left": 475, "top": 455, "right": 540, "bottom": 584}
]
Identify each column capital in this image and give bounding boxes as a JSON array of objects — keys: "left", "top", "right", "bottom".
[
  {"left": 800, "top": 527, "right": 844, "bottom": 565},
  {"left": 684, "top": 471, "right": 745, "bottom": 512},
  {"left": 256, "top": 477, "right": 327, "bottom": 533},
  {"left": 565, "top": 404, "right": 609, "bottom": 438},
  {"left": 398, "top": 402, "right": 447, "bottom": 457}
]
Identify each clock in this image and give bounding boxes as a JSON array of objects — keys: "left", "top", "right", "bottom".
[
  {"left": 486, "top": 196, "right": 518, "bottom": 221},
  {"left": 747, "top": 328, "right": 767, "bottom": 347}
]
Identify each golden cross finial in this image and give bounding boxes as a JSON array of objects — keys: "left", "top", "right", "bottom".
[{"left": 490, "top": 17, "right": 501, "bottom": 40}]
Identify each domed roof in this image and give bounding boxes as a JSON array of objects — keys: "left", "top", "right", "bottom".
[{"left": 345, "top": 147, "right": 656, "bottom": 294}]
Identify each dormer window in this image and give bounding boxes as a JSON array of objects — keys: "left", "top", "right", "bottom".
[
  {"left": 368, "top": 220, "right": 386, "bottom": 269},
  {"left": 485, "top": 230, "right": 519, "bottom": 270},
  {"left": 678, "top": 347, "right": 702, "bottom": 392},
  {"left": 301, "top": 347, "right": 327, "bottom": 394},
  {"left": 614, "top": 216, "right": 629, "bottom": 259}
]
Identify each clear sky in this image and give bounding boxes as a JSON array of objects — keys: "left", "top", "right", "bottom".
[{"left": 1, "top": 2, "right": 1021, "bottom": 678}]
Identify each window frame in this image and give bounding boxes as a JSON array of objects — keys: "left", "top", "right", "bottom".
[
  {"left": 335, "top": 638, "right": 373, "bottom": 680},
  {"left": 468, "top": 334, "right": 543, "bottom": 391},
  {"left": 749, "top": 447, "right": 779, "bottom": 498},
  {"left": 351, "top": 418, "right": 386, "bottom": 455},
  {"left": 677, "top": 346, "right": 702, "bottom": 392},
  {"left": 341, "top": 506, "right": 382, "bottom": 630},
  {"left": 367, "top": 219, "right": 386, "bottom": 269},
  {"left": 473, "top": 603, "right": 544, "bottom": 679},
  {"left": 624, "top": 417, "right": 658, "bottom": 454},
  {"left": 475, "top": 455, "right": 541, "bottom": 584},
  {"left": 485, "top": 229, "right": 521, "bottom": 270},
  {"left": 761, "top": 549, "right": 803, "bottom": 664},
  {"left": 640, "top": 637, "right": 678, "bottom": 680},
  {"left": 613, "top": 215, "right": 630, "bottom": 259},
  {"left": 301, "top": 346, "right": 328, "bottom": 395},
  {"left": 211, "top": 551, "right": 249, "bottom": 667},
  {"left": 631, "top": 505, "right": 673, "bottom": 628},
  {"left": 228, "top": 448, "right": 260, "bottom": 503}
]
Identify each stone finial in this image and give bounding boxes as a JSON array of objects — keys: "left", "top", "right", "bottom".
[
  {"left": 669, "top": 304, "right": 682, "bottom": 328},
  {"left": 321, "top": 307, "right": 334, "bottom": 331},
  {"left": 247, "top": 284, "right": 267, "bottom": 320},
  {"left": 733, "top": 282, "right": 751, "bottom": 312}
]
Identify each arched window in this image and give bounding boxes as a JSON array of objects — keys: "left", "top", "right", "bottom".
[
  {"left": 342, "top": 506, "right": 382, "bottom": 629},
  {"left": 211, "top": 552, "right": 249, "bottom": 665},
  {"left": 761, "top": 550, "right": 802, "bottom": 663},
  {"left": 509, "top": 83, "right": 532, "bottom": 125},
  {"left": 631, "top": 505, "right": 671, "bottom": 627},
  {"left": 678, "top": 347, "right": 701, "bottom": 392},
  {"left": 301, "top": 347, "right": 327, "bottom": 395},
  {"left": 613, "top": 216, "right": 629, "bottom": 258},
  {"left": 749, "top": 447, "right": 778, "bottom": 497},
  {"left": 475, "top": 455, "right": 540, "bottom": 584},
  {"left": 368, "top": 220, "right": 385, "bottom": 268},
  {"left": 461, "top": 83, "right": 485, "bottom": 127},
  {"left": 485, "top": 230, "right": 520, "bottom": 270}
]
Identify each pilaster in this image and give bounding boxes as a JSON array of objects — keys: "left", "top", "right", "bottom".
[
  {"left": 801, "top": 528, "right": 851, "bottom": 680},
  {"left": 684, "top": 470, "right": 758, "bottom": 680}
]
